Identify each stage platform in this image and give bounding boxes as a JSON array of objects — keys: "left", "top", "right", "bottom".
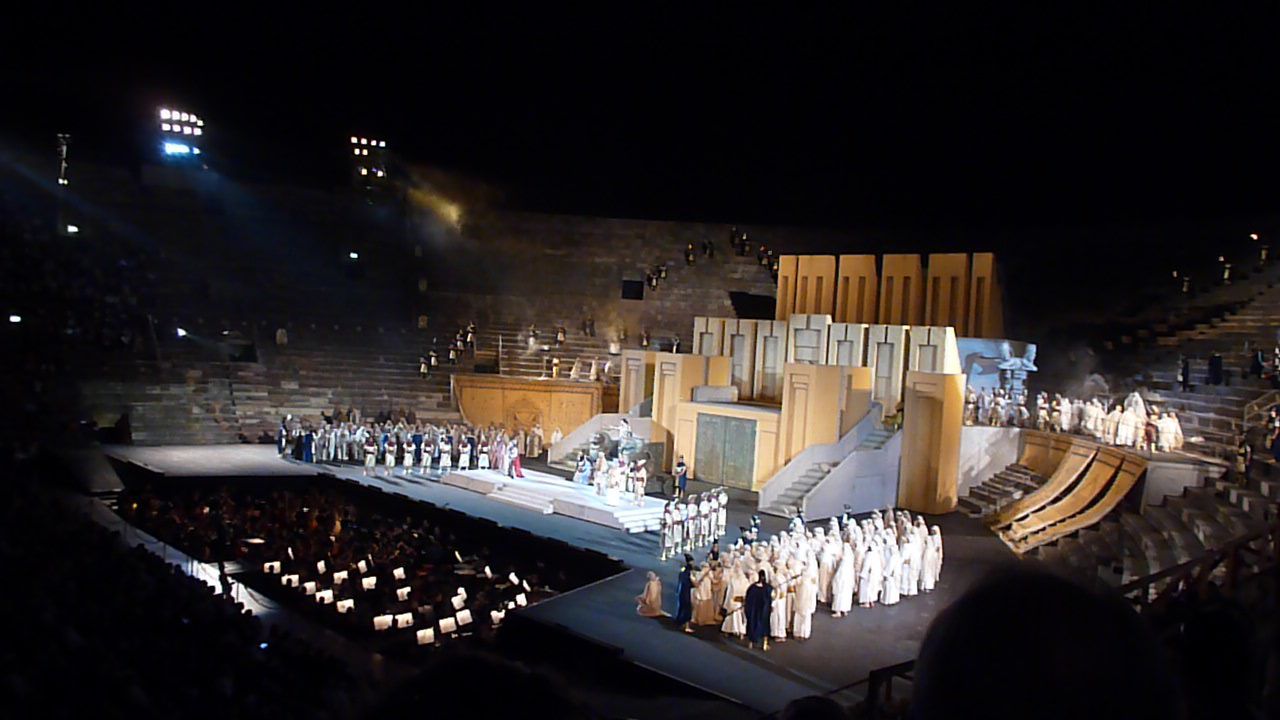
[
  {"left": 100, "top": 444, "right": 1017, "bottom": 715},
  {"left": 442, "top": 468, "right": 665, "bottom": 533},
  {"left": 101, "top": 444, "right": 319, "bottom": 478}
]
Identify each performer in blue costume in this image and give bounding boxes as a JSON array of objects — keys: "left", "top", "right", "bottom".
[
  {"left": 673, "top": 554, "right": 694, "bottom": 632},
  {"left": 744, "top": 569, "right": 773, "bottom": 650}
]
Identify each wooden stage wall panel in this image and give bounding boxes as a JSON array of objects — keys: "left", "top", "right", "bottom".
[{"left": 453, "top": 374, "right": 603, "bottom": 437}]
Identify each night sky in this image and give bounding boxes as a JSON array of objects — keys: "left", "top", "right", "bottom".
[{"left": 5, "top": 6, "right": 1280, "bottom": 233}]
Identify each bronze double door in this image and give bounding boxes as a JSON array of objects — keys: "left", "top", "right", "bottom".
[{"left": 694, "top": 413, "right": 756, "bottom": 489}]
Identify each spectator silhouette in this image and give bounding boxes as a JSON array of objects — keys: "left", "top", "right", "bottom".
[{"left": 911, "top": 569, "right": 1182, "bottom": 720}]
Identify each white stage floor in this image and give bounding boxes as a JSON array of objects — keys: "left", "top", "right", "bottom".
[{"left": 439, "top": 468, "right": 665, "bottom": 533}]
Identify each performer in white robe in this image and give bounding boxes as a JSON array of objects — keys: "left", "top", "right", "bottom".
[
  {"left": 1102, "top": 405, "right": 1123, "bottom": 445},
  {"left": 906, "top": 526, "right": 924, "bottom": 597},
  {"left": 769, "top": 558, "right": 790, "bottom": 640},
  {"left": 720, "top": 564, "right": 751, "bottom": 637},
  {"left": 792, "top": 560, "right": 818, "bottom": 639},
  {"left": 383, "top": 440, "right": 398, "bottom": 473},
  {"left": 659, "top": 504, "right": 674, "bottom": 561},
  {"left": 716, "top": 489, "right": 729, "bottom": 538},
  {"left": 829, "top": 543, "right": 856, "bottom": 617},
  {"left": 881, "top": 545, "right": 902, "bottom": 605},
  {"left": 1156, "top": 413, "right": 1176, "bottom": 452},
  {"left": 920, "top": 526, "right": 941, "bottom": 592},
  {"left": 1118, "top": 407, "right": 1141, "bottom": 447},
  {"left": 692, "top": 563, "right": 720, "bottom": 626},
  {"left": 858, "top": 541, "right": 883, "bottom": 608},
  {"left": 438, "top": 437, "right": 453, "bottom": 471},
  {"left": 634, "top": 461, "right": 648, "bottom": 505},
  {"left": 818, "top": 535, "right": 840, "bottom": 604},
  {"left": 458, "top": 439, "right": 472, "bottom": 470},
  {"left": 402, "top": 440, "right": 416, "bottom": 471},
  {"left": 1169, "top": 411, "right": 1185, "bottom": 449}
]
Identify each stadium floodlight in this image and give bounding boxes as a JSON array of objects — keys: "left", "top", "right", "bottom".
[
  {"left": 8, "top": 315, "right": 21, "bottom": 324},
  {"left": 176, "top": 327, "right": 188, "bottom": 338},
  {"left": 193, "top": 127, "right": 202, "bottom": 136},
  {"left": 353, "top": 148, "right": 360, "bottom": 156},
  {"left": 163, "top": 142, "right": 192, "bottom": 155},
  {"left": 58, "top": 178, "right": 69, "bottom": 186},
  {"left": 349, "top": 251, "right": 359, "bottom": 260},
  {"left": 160, "top": 108, "right": 172, "bottom": 119},
  {"left": 360, "top": 137, "right": 368, "bottom": 145},
  {"left": 66, "top": 224, "right": 79, "bottom": 234},
  {"left": 359, "top": 166, "right": 368, "bottom": 175},
  {"left": 379, "top": 140, "right": 386, "bottom": 147}
]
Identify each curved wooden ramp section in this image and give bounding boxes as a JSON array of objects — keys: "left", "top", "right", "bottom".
[
  {"left": 1010, "top": 454, "right": 1147, "bottom": 553},
  {"left": 1017, "top": 431, "right": 1055, "bottom": 477},
  {"left": 1004, "top": 448, "right": 1124, "bottom": 541},
  {"left": 988, "top": 437, "right": 1095, "bottom": 529}
]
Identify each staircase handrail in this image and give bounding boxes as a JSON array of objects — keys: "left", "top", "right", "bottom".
[
  {"left": 1243, "top": 389, "right": 1280, "bottom": 433},
  {"left": 1118, "top": 515, "right": 1280, "bottom": 610},
  {"left": 758, "top": 402, "right": 883, "bottom": 511}
]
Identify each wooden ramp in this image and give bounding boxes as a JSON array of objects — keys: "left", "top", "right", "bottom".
[
  {"left": 988, "top": 437, "right": 1095, "bottom": 528},
  {"left": 1010, "top": 454, "right": 1147, "bottom": 553},
  {"left": 1017, "top": 431, "right": 1055, "bottom": 477},
  {"left": 1004, "top": 448, "right": 1124, "bottom": 541}
]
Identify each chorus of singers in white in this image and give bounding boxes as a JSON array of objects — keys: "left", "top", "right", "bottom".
[
  {"left": 638, "top": 509, "right": 943, "bottom": 644},
  {"left": 966, "top": 389, "right": 1186, "bottom": 452}
]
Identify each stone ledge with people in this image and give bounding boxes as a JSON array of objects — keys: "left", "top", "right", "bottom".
[{"left": 965, "top": 387, "right": 1187, "bottom": 454}]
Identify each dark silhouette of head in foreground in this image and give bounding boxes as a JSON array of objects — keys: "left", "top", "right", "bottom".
[
  {"left": 911, "top": 569, "right": 1183, "bottom": 720},
  {"left": 368, "top": 651, "right": 591, "bottom": 720}
]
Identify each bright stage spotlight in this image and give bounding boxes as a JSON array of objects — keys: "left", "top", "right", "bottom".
[
  {"left": 158, "top": 106, "right": 204, "bottom": 159},
  {"left": 349, "top": 134, "right": 389, "bottom": 187},
  {"left": 65, "top": 224, "right": 79, "bottom": 234},
  {"left": 349, "top": 251, "right": 359, "bottom": 260},
  {"left": 8, "top": 315, "right": 21, "bottom": 324},
  {"left": 176, "top": 327, "right": 188, "bottom": 338}
]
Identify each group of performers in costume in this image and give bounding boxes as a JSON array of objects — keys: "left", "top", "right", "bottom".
[
  {"left": 965, "top": 387, "right": 1186, "bottom": 453},
  {"left": 638, "top": 508, "right": 943, "bottom": 651},
  {"left": 277, "top": 416, "right": 559, "bottom": 479},
  {"left": 657, "top": 490, "right": 730, "bottom": 560}
]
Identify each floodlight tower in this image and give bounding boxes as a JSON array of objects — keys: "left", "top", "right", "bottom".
[
  {"left": 349, "top": 135, "right": 389, "bottom": 188},
  {"left": 55, "top": 133, "right": 78, "bottom": 236},
  {"left": 56, "top": 133, "right": 70, "bottom": 187},
  {"left": 157, "top": 106, "right": 206, "bottom": 162}
]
